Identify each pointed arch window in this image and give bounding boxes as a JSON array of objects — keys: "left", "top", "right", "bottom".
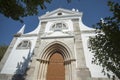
[{"left": 17, "top": 40, "right": 31, "bottom": 49}]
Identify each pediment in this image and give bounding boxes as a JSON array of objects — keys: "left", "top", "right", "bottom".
[{"left": 40, "top": 8, "right": 82, "bottom": 19}]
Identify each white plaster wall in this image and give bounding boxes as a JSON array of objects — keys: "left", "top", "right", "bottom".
[
  {"left": 79, "top": 17, "right": 94, "bottom": 31},
  {"left": 78, "top": 16, "right": 106, "bottom": 77},
  {"left": 1, "top": 36, "right": 37, "bottom": 74},
  {"left": 81, "top": 33, "right": 107, "bottom": 78}
]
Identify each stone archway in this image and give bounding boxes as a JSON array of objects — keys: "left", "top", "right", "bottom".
[
  {"left": 36, "top": 42, "right": 75, "bottom": 80},
  {"left": 46, "top": 53, "right": 65, "bottom": 80}
]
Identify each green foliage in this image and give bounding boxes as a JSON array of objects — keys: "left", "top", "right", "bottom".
[
  {"left": 89, "top": 1, "right": 120, "bottom": 79},
  {"left": 0, "top": 45, "right": 8, "bottom": 61},
  {"left": 0, "top": 0, "right": 52, "bottom": 22},
  {"left": 0, "top": 0, "right": 72, "bottom": 22}
]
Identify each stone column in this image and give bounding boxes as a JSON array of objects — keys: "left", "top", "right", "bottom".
[
  {"left": 38, "top": 60, "right": 45, "bottom": 80},
  {"left": 72, "top": 19, "right": 91, "bottom": 80},
  {"left": 69, "top": 62, "right": 72, "bottom": 80},
  {"left": 42, "top": 60, "right": 48, "bottom": 80},
  {"left": 64, "top": 60, "right": 73, "bottom": 80},
  {"left": 27, "top": 21, "right": 47, "bottom": 80},
  {"left": 37, "top": 61, "right": 43, "bottom": 80},
  {"left": 65, "top": 62, "right": 69, "bottom": 80},
  {"left": 71, "top": 60, "right": 76, "bottom": 80},
  {"left": 39, "top": 21, "right": 47, "bottom": 36},
  {"left": 36, "top": 60, "right": 48, "bottom": 80},
  {"left": 72, "top": 18, "right": 87, "bottom": 68}
]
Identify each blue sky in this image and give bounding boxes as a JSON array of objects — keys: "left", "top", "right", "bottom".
[{"left": 0, "top": 0, "right": 118, "bottom": 45}]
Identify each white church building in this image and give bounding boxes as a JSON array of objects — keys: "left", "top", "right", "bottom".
[{"left": 0, "top": 8, "right": 113, "bottom": 80}]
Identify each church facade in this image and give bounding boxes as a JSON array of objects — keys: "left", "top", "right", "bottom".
[{"left": 0, "top": 8, "right": 112, "bottom": 80}]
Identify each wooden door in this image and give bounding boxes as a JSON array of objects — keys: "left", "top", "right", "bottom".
[{"left": 46, "top": 53, "right": 65, "bottom": 80}]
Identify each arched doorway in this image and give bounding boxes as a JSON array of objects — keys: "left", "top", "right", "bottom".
[
  {"left": 46, "top": 53, "right": 65, "bottom": 80},
  {"left": 36, "top": 43, "right": 75, "bottom": 80}
]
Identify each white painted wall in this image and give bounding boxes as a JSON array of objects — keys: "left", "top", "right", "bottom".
[
  {"left": 81, "top": 31, "right": 107, "bottom": 78},
  {"left": 1, "top": 37, "right": 37, "bottom": 74}
]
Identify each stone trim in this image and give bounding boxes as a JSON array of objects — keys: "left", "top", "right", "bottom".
[
  {"left": 64, "top": 59, "right": 76, "bottom": 64},
  {"left": 36, "top": 59, "right": 49, "bottom": 63},
  {"left": 41, "top": 36, "right": 74, "bottom": 39},
  {"left": 40, "top": 14, "right": 82, "bottom": 20},
  {"left": 81, "top": 30, "right": 95, "bottom": 34},
  {"left": 21, "top": 34, "right": 38, "bottom": 37}
]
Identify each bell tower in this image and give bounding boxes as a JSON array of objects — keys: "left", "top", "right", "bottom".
[{"left": 25, "top": 8, "right": 91, "bottom": 80}]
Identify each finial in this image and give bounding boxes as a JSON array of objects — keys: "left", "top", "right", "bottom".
[
  {"left": 76, "top": 9, "right": 79, "bottom": 12},
  {"left": 17, "top": 24, "right": 25, "bottom": 34},
  {"left": 72, "top": 8, "right": 75, "bottom": 11},
  {"left": 14, "top": 24, "right": 25, "bottom": 37}
]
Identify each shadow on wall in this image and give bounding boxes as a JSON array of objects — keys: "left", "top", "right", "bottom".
[{"left": 11, "top": 48, "right": 33, "bottom": 80}]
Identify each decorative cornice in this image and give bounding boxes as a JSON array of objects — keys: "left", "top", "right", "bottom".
[
  {"left": 41, "top": 35, "right": 74, "bottom": 39},
  {"left": 81, "top": 30, "right": 95, "bottom": 34},
  {"left": 36, "top": 58, "right": 76, "bottom": 64},
  {"left": 40, "top": 8, "right": 82, "bottom": 19},
  {"left": 64, "top": 59, "right": 76, "bottom": 64},
  {"left": 36, "top": 59, "right": 49, "bottom": 63},
  {"left": 40, "top": 14, "right": 82, "bottom": 21},
  {"left": 20, "top": 34, "right": 38, "bottom": 37}
]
